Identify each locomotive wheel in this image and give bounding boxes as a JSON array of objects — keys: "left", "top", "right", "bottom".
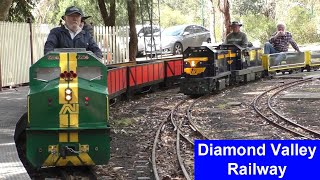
[
  {"left": 14, "top": 112, "right": 28, "bottom": 143},
  {"left": 306, "top": 65, "right": 311, "bottom": 72},
  {"left": 15, "top": 113, "right": 37, "bottom": 173}
]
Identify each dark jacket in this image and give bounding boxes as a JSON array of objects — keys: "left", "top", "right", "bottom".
[
  {"left": 225, "top": 32, "right": 248, "bottom": 48},
  {"left": 44, "top": 26, "right": 102, "bottom": 59},
  {"left": 83, "top": 23, "right": 94, "bottom": 37}
]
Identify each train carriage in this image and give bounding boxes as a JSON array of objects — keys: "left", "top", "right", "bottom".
[
  {"left": 107, "top": 66, "right": 127, "bottom": 99},
  {"left": 305, "top": 51, "right": 320, "bottom": 71},
  {"left": 164, "top": 58, "right": 184, "bottom": 86},
  {"left": 262, "top": 52, "right": 306, "bottom": 75}
]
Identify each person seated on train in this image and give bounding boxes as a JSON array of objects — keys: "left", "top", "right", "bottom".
[
  {"left": 44, "top": 6, "right": 102, "bottom": 59},
  {"left": 80, "top": 16, "right": 94, "bottom": 37},
  {"left": 264, "top": 22, "right": 301, "bottom": 65},
  {"left": 224, "top": 21, "right": 248, "bottom": 48}
]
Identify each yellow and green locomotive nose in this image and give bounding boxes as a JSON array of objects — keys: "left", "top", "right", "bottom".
[{"left": 27, "top": 51, "right": 110, "bottom": 168}]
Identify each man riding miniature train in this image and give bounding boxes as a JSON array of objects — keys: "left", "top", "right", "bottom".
[
  {"left": 221, "top": 21, "right": 256, "bottom": 70},
  {"left": 44, "top": 6, "right": 102, "bottom": 59},
  {"left": 224, "top": 21, "right": 248, "bottom": 48},
  {"left": 264, "top": 22, "right": 301, "bottom": 65}
]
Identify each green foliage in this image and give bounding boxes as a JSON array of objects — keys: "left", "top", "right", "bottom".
[
  {"left": 231, "top": 0, "right": 320, "bottom": 45},
  {"left": 232, "top": 0, "right": 275, "bottom": 19},
  {"left": 160, "top": 6, "right": 193, "bottom": 27},
  {"left": 34, "top": 0, "right": 129, "bottom": 26},
  {"left": 7, "top": 0, "right": 320, "bottom": 46},
  {"left": 116, "top": 0, "right": 128, "bottom": 26},
  {"left": 240, "top": 14, "right": 276, "bottom": 46},
  {"left": 232, "top": 0, "right": 265, "bottom": 16},
  {"left": 286, "top": 6, "right": 320, "bottom": 44},
  {"left": 41, "top": 0, "right": 103, "bottom": 25},
  {"left": 8, "top": 0, "right": 36, "bottom": 22},
  {"left": 159, "top": 0, "right": 206, "bottom": 28}
]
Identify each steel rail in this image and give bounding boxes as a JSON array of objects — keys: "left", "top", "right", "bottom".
[{"left": 253, "top": 78, "right": 314, "bottom": 139}]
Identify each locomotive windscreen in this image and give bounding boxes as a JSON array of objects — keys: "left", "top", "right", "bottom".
[
  {"left": 35, "top": 67, "right": 60, "bottom": 81},
  {"left": 184, "top": 48, "right": 214, "bottom": 58},
  {"left": 77, "top": 67, "right": 102, "bottom": 81}
]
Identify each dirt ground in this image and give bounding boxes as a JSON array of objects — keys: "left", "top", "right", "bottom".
[{"left": 96, "top": 77, "right": 320, "bottom": 179}]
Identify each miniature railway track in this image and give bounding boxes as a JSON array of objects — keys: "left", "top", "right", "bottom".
[
  {"left": 23, "top": 165, "right": 99, "bottom": 180},
  {"left": 27, "top": 164, "right": 99, "bottom": 180},
  {"left": 152, "top": 96, "right": 210, "bottom": 180},
  {"left": 46, "top": 166, "right": 98, "bottom": 180},
  {"left": 59, "top": 166, "right": 98, "bottom": 180},
  {"left": 253, "top": 78, "right": 320, "bottom": 139}
]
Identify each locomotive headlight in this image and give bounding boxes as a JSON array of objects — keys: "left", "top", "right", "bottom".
[
  {"left": 65, "top": 88, "right": 72, "bottom": 95},
  {"left": 65, "top": 88, "right": 72, "bottom": 101},
  {"left": 191, "top": 61, "right": 196, "bottom": 67},
  {"left": 65, "top": 95, "right": 72, "bottom": 101}
]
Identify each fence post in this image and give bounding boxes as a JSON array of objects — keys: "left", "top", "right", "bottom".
[{"left": 27, "top": 17, "right": 34, "bottom": 65}]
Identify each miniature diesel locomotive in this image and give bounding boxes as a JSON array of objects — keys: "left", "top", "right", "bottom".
[
  {"left": 180, "top": 46, "right": 230, "bottom": 95},
  {"left": 25, "top": 49, "right": 111, "bottom": 168},
  {"left": 180, "top": 44, "right": 264, "bottom": 95}
]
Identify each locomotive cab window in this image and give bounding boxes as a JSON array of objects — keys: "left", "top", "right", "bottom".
[
  {"left": 35, "top": 67, "right": 60, "bottom": 82},
  {"left": 77, "top": 67, "right": 102, "bottom": 81}
]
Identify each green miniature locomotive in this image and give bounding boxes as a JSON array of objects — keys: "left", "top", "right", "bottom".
[{"left": 26, "top": 50, "right": 110, "bottom": 168}]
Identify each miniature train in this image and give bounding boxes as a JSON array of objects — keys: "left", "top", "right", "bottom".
[
  {"left": 181, "top": 44, "right": 320, "bottom": 95},
  {"left": 15, "top": 44, "right": 320, "bottom": 168}
]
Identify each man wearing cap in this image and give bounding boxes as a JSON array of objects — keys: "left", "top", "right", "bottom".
[
  {"left": 44, "top": 6, "right": 102, "bottom": 59},
  {"left": 224, "top": 21, "right": 248, "bottom": 48}
]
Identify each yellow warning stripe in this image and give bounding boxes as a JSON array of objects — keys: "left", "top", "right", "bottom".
[
  {"left": 58, "top": 53, "right": 79, "bottom": 142},
  {"left": 68, "top": 53, "right": 79, "bottom": 104},
  {"left": 43, "top": 151, "right": 95, "bottom": 166},
  {"left": 68, "top": 53, "right": 79, "bottom": 142},
  {"left": 43, "top": 52, "right": 96, "bottom": 167},
  {"left": 184, "top": 67, "right": 206, "bottom": 75},
  {"left": 184, "top": 57, "right": 208, "bottom": 62},
  {"left": 59, "top": 53, "right": 68, "bottom": 104},
  {"left": 217, "top": 51, "right": 236, "bottom": 59}
]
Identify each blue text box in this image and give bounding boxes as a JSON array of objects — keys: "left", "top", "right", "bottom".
[{"left": 194, "top": 140, "right": 320, "bottom": 179}]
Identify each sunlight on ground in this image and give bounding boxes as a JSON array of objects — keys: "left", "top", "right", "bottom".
[
  {"left": 243, "top": 91, "right": 265, "bottom": 95},
  {"left": 0, "top": 162, "right": 27, "bottom": 179}
]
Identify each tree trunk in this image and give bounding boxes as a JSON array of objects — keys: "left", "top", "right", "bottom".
[
  {"left": 127, "top": 0, "right": 137, "bottom": 62},
  {"left": 97, "top": 0, "right": 116, "bottom": 26},
  {"left": 218, "top": 0, "right": 231, "bottom": 39},
  {"left": 0, "top": 0, "right": 13, "bottom": 21},
  {"left": 224, "top": 1, "right": 231, "bottom": 35},
  {"left": 108, "top": 0, "right": 116, "bottom": 26}
]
